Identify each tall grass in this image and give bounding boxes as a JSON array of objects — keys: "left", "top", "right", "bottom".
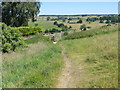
[
  {"left": 63, "top": 25, "right": 118, "bottom": 40},
  {"left": 24, "top": 35, "right": 50, "bottom": 44},
  {"left": 61, "top": 31, "right": 118, "bottom": 88},
  {"left": 3, "top": 40, "right": 63, "bottom": 88}
]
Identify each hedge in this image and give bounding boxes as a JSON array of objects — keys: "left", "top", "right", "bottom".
[{"left": 13, "top": 26, "right": 42, "bottom": 36}]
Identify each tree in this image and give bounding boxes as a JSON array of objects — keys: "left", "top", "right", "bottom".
[
  {"left": 47, "top": 17, "right": 50, "bottom": 21},
  {"left": 68, "top": 18, "right": 72, "bottom": 20},
  {"left": 77, "top": 17, "right": 80, "bottom": 19},
  {"left": 2, "top": 2, "right": 41, "bottom": 27},
  {"left": 54, "top": 21, "right": 58, "bottom": 25},
  {"left": 62, "top": 19, "right": 66, "bottom": 22}
]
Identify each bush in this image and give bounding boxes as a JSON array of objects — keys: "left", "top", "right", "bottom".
[
  {"left": 2, "top": 24, "right": 25, "bottom": 53},
  {"left": 13, "top": 26, "right": 42, "bottom": 36},
  {"left": 69, "top": 26, "right": 72, "bottom": 29},
  {"left": 80, "top": 24, "right": 87, "bottom": 31},
  {"left": 45, "top": 29, "right": 49, "bottom": 33},
  {"left": 45, "top": 28, "right": 61, "bottom": 34},
  {"left": 105, "top": 20, "right": 110, "bottom": 24},
  {"left": 99, "top": 20, "right": 104, "bottom": 23},
  {"left": 57, "top": 23, "right": 64, "bottom": 27},
  {"left": 54, "top": 21, "right": 58, "bottom": 25},
  {"left": 77, "top": 19, "right": 83, "bottom": 23},
  {"left": 49, "top": 28, "right": 59, "bottom": 33}
]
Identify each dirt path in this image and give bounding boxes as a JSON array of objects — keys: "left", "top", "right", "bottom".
[{"left": 56, "top": 44, "right": 73, "bottom": 88}]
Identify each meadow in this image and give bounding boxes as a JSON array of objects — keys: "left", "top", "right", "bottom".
[
  {"left": 60, "top": 31, "right": 118, "bottom": 88},
  {"left": 28, "top": 18, "right": 60, "bottom": 31},
  {"left": 2, "top": 35, "right": 64, "bottom": 88},
  {"left": 2, "top": 15, "right": 118, "bottom": 88}
]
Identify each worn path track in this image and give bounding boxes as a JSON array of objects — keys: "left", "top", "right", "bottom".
[{"left": 57, "top": 44, "right": 73, "bottom": 88}]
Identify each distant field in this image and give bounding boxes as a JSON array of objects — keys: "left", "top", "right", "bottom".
[
  {"left": 31, "top": 16, "right": 114, "bottom": 31},
  {"left": 28, "top": 20, "right": 60, "bottom": 31}
]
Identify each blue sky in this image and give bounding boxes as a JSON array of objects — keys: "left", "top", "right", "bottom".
[{"left": 38, "top": 2, "right": 118, "bottom": 15}]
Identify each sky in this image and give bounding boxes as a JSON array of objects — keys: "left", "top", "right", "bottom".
[{"left": 38, "top": 2, "right": 118, "bottom": 15}]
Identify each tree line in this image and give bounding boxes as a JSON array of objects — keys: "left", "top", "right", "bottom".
[
  {"left": 86, "top": 15, "right": 119, "bottom": 24},
  {"left": 1, "top": 2, "right": 41, "bottom": 53},
  {"left": 2, "top": 2, "right": 41, "bottom": 27}
]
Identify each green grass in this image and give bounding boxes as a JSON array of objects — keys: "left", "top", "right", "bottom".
[
  {"left": 63, "top": 25, "right": 117, "bottom": 40},
  {"left": 2, "top": 16, "right": 118, "bottom": 88},
  {"left": 28, "top": 20, "right": 60, "bottom": 31},
  {"left": 60, "top": 31, "right": 118, "bottom": 88},
  {"left": 24, "top": 35, "right": 50, "bottom": 44},
  {"left": 3, "top": 38, "right": 64, "bottom": 88}
]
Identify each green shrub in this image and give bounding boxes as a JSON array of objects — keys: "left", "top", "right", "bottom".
[
  {"left": 2, "top": 24, "right": 25, "bottom": 53},
  {"left": 45, "top": 28, "right": 62, "bottom": 34},
  {"left": 13, "top": 26, "right": 42, "bottom": 36},
  {"left": 80, "top": 24, "right": 87, "bottom": 31},
  {"left": 53, "top": 21, "right": 58, "bottom": 25},
  {"left": 77, "top": 19, "right": 83, "bottom": 23},
  {"left": 99, "top": 20, "right": 104, "bottom": 23}
]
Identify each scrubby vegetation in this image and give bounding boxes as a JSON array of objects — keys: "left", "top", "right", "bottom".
[
  {"left": 2, "top": 24, "right": 25, "bottom": 53},
  {"left": 13, "top": 26, "right": 42, "bottom": 36},
  {"left": 2, "top": 23, "right": 43, "bottom": 53}
]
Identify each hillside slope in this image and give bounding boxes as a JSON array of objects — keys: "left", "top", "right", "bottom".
[{"left": 59, "top": 31, "right": 118, "bottom": 88}]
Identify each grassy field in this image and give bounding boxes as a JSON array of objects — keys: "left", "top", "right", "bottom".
[
  {"left": 29, "top": 16, "right": 114, "bottom": 32},
  {"left": 28, "top": 19, "right": 60, "bottom": 31},
  {"left": 2, "top": 35, "right": 64, "bottom": 88},
  {"left": 60, "top": 31, "right": 118, "bottom": 88},
  {"left": 2, "top": 15, "right": 118, "bottom": 88},
  {"left": 63, "top": 25, "right": 117, "bottom": 40}
]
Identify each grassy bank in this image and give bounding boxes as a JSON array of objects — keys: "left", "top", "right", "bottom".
[
  {"left": 60, "top": 31, "right": 118, "bottom": 88},
  {"left": 63, "top": 25, "right": 117, "bottom": 40},
  {"left": 3, "top": 36, "right": 64, "bottom": 88}
]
